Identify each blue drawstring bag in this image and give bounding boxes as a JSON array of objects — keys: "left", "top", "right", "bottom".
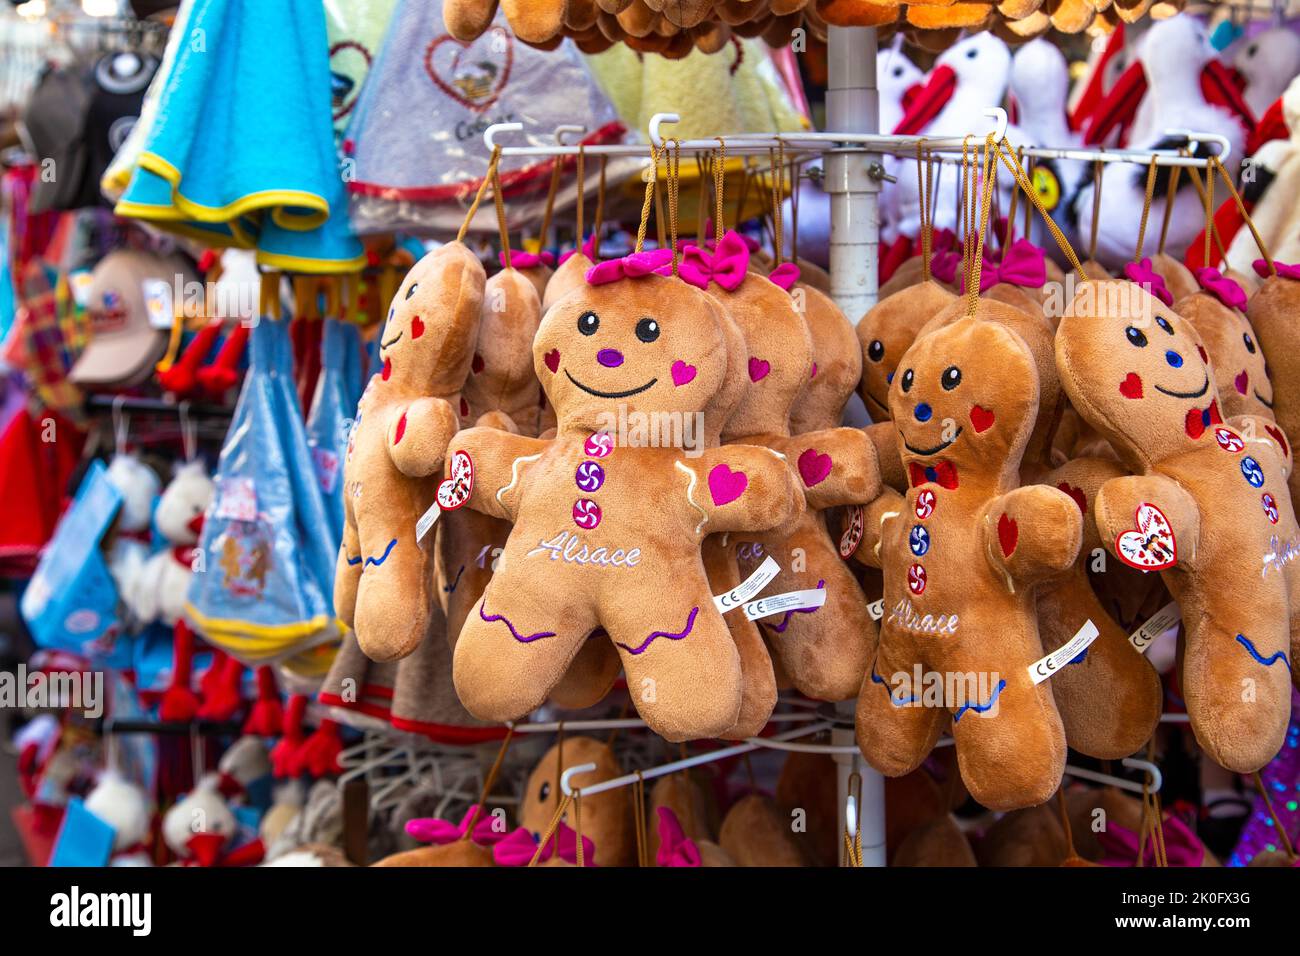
[
  {"left": 20, "top": 460, "right": 133, "bottom": 669},
  {"left": 185, "top": 317, "right": 337, "bottom": 662},
  {"left": 306, "top": 319, "right": 359, "bottom": 547}
]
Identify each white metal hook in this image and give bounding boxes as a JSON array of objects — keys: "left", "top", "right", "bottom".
[
  {"left": 111, "top": 394, "right": 129, "bottom": 456},
  {"left": 553, "top": 124, "right": 586, "bottom": 146},
  {"left": 845, "top": 794, "right": 858, "bottom": 839},
  {"left": 560, "top": 762, "right": 597, "bottom": 798},
  {"left": 483, "top": 121, "right": 524, "bottom": 151},
  {"left": 177, "top": 400, "right": 197, "bottom": 462},
  {"left": 1165, "top": 128, "right": 1232, "bottom": 164},
  {"left": 983, "top": 107, "right": 1009, "bottom": 142},
  {"left": 1121, "top": 757, "right": 1163, "bottom": 794},
  {"left": 649, "top": 112, "right": 680, "bottom": 148}
]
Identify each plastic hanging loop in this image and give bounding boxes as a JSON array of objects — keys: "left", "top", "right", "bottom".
[
  {"left": 112, "top": 395, "right": 129, "bottom": 457},
  {"left": 178, "top": 400, "right": 198, "bottom": 463}
]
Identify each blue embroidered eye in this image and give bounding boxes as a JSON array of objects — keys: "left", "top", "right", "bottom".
[
  {"left": 1244, "top": 333, "right": 1257, "bottom": 355},
  {"left": 900, "top": 369, "right": 914, "bottom": 392},
  {"left": 868, "top": 340, "right": 884, "bottom": 362},
  {"left": 1155, "top": 316, "right": 1174, "bottom": 335},
  {"left": 1125, "top": 326, "right": 1148, "bottom": 347},
  {"left": 941, "top": 366, "right": 961, "bottom": 390},
  {"left": 578, "top": 311, "right": 599, "bottom": 336},
  {"left": 1166, "top": 350, "right": 1183, "bottom": 368}
]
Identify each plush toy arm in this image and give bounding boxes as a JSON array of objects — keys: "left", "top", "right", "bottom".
[
  {"left": 981, "top": 485, "right": 1083, "bottom": 590},
  {"left": 864, "top": 421, "right": 907, "bottom": 492},
  {"left": 1231, "top": 414, "right": 1293, "bottom": 475},
  {"left": 1093, "top": 474, "right": 1200, "bottom": 571},
  {"left": 777, "top": 427, "right": 882, "bottom": 510},
  {"left": 387, "top": 397, "right": 460, "bottom": 478},
  {"left": 849, "top": 488, "right": 907, "bottom": 569},
  {"left": 446, "top": 427, "right": 549, "bottom": 522},
  {"left": 475, "top": 409, "right": 520, "bottom": 434},
  {"left": 679, "top": 445, "right": 804, "bottom": 535}
]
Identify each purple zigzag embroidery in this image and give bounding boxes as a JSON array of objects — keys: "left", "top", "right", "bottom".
[
  {"left": 479, "top": 601, "right": 556, "bottom": 643},
  {"left": 766, "top": 580, "right": 826, "bottom": 634},
  {"left": 615, "top": 606, "right": 699, "bottom": 655}
]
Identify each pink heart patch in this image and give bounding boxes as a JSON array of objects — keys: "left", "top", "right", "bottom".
[
  {"left": 797, "top": 448, "right": 833, "bottom": 487},
  {"left": 749, "top": 357, "right": 771, "bottom": 382},
  {"left": 1234, "top": 369, "right": 1249, "bottom": 395},
  {"left": 544, "top": 349, "right": 560, "bottom": 373},
  {"left": 708, "top": 464, "right": 748, "bottom": 506},
  {"left": 671, "top": 360, "right": 697, "bottom": 387}
]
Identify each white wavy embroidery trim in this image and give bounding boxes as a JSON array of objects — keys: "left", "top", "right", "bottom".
[
  {"left": 497, "top": 453, "right": 543, "bottom": 508},
  {"left": 676, "top": 460, "right": 709, "bottom": 535}
]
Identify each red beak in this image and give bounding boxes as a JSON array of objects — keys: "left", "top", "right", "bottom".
[
  {"left": 1200, "top": 59, "right": 1255, "bottom": 132},
  {"left": 894, "top": 65, "right": 956, "bottom": 136},
  {"left": 1247, "top": 96, "right": 1288, "bottom": 156},
  {"left": 1069, "top": 23, "right": 1126, "bottom": 133},
  {"left": 901, "top": 81, "right": 925, "bottom": 111},
  {"left": 1083, "top": 60, "right": 1147, "bottom": 147},
  {"left": 186, "top": 832, "right": 225, "bottom": 867}
]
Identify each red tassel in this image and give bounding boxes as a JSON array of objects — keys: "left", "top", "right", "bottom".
[
  {"left": 196, "top": 323, "right": 250, "bottom": 397},
  {"left": 159, "top": 620, "right": 200, "bottom": 722},
  {"left": 298, "top": 719, "right": 343, "bottom": 777},
  {"left": 158, "top": 320, "right": 222, "bottom": 397},
  {"left": 270, "top": 694, "right": 308, "bottom": 778},
  {"left": 197, "top": 655, "right": 245, "bottom": 721},
  {"left": 198, "top": 648, "right": 227, "bottom": 702},
  {"left": 242, "top": 665, "right": 283, "bottom": 736}
]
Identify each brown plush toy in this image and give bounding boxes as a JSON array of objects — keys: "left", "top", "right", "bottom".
[
  {"left": 1247, "top": 270, "right": 1300, "bottom": 508},
  {"left": 856, "top": 316, "right": 1082, "bottom": 811},
  {"left": 446, "top": 253, "right": 803, "bottom": 741},
  {"left": 335, "top": 243, "right": 485, "bottom": 662},
  {"left": 718, "top": 793, "right": 808, "bottom": 865},
  {"left": 789, "top": 284, "right": 863, "bottom": 435},
  {"left": 1056, "top": 280, "right": 1298, "bottom": 772},
  {"left": 518, "top": 736, "right": 636, "bottom": 867},
  {"left": 716, "top": 248, "right": 882, "bottom": 703}
]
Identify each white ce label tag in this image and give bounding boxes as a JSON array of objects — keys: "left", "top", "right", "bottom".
[
  {"left": 415, "top": 501, "right": 440, "bottom": 546},
  {"left": 744, "top": 588, "right": 827, "bottom": 622},
  {"left": 866, "top": 598, "right": 884, "bottom": 621},
  {"left": 713, "top": 556, "right": 780, "bottom": 614},
  {"left": 1028, "top": 619, "right": 1099, "bottom": 685},
  {"left": 1129, "top": 602, "right": 1181, "bottom": 654}
]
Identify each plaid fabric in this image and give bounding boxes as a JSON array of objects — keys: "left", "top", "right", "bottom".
[
  {"left": 2, "top": 164, "right": 60, "bottom": 271},
  {"left": 5, "top": 259, "right": 85, "bottom": 422}
]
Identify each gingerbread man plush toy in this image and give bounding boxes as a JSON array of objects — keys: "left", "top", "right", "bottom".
[
  {"left": 335, "top": 243, "right": 485, "bottom": 663},
  {"left": 1056, "top": 280, "right": 1298, "bottom": 772},
  {"left": 856, "top": 317, "right": 1082, "bottom": 811},
  {"left": 445, "top": 253, "right": 803, "bottom": 741}
]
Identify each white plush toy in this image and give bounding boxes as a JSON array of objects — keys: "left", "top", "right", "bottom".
[
  {"left": 104, "top": 453, "right": 160, "bottom": 601},
  {"left": 84, "top": 771, "right": 153, "bottom": 866},
  {"left": 162, "top": 773, "right": 239, "bottom": 866},
  {"left": 122, "top": 459, "right": 214, "bottom": 626}
]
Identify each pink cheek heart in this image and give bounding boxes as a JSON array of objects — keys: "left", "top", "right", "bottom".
[
  {"left": 544, "top": 349, "right": 560, "bottom": 374},
  {"left": 749, "top": 357, "right": 771, "bottom": 382},
  {"left": 1234, "top": 370, "right": 1249, "bottom": 395},
  {"left": 410, "top": 315, "right": 425, "bottom": 339},
  {"left": 671, "top": 360, "right": 697, "bottom": 387},
  {"left": 708, "top": 464, "right": 748, "bottom": 506}
]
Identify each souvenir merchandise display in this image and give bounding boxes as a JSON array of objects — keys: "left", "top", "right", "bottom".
[{"left": 4, "top": 0, "right": 1300, "bottom": 904}]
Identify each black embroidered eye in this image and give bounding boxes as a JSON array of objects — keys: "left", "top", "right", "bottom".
[
  {"left": 405, "top": 283, "right": 419, "bottom": 300},
  {"left": 966, "top": 48, "right": 978, "bottom": 59},
  {"left": 539, "top": 782, "right": 550, "bottom": 801},
  {"left": 1155, "top": 316, "right": 1174, "bottom": 335},
  {"left": 941, "top": 366, "right": 961, "bottom": 390},
  {"left": 900, "top": 369, "right": 914, "bottom": 393},
  {"left": 867, "top": 340, "right": 884, "bottom": 362},
  {"left": 1125, "top": 326, "right": 1148, "bottom": 347},
  {"left": 1244, "top": 333, "right": 1257, "bottom": 355},
  {"left": 578, "top": 311, "right": 599, "bottom": 336},
  {"left": 635, "top": 318, "right": 660, "bottom": 343}
]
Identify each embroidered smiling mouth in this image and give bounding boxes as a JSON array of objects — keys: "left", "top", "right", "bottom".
[
  {"left": 380, "top": 331, "right": 402, "bottom": 349},
  {"left": 1255, "top": 389, "right": 1275, "bottom": 409},
  {"left": 564, "top": 370, "right": 658, "bottom": 399},
  {"left": 903, "top": 426, "right": 962, "bottom": 457},
  {"left": 1154, "top": 373, "right": 1209, "bottom": 400}
]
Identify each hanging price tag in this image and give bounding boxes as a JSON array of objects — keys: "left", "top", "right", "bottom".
[
  {"left": 1128, "top": 602, "right": 1181, "bottom": 654},
  {"left": 744, "top": 588, "right": 827, "bottom": 622},
  {"left": 1028, "top": 619, "right": 1099, "bottom": 685},
  {"left": 713, "top": 556, "right": 780, "bottom": 613}
]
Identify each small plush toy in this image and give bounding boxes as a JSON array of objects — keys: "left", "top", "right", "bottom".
[
  {"left": 84, "top": 771, "right": 153, "bottom": 866},
  {"left": 1056, "top": 280, "right": 1298, "bottom": 773},
  {"left": 163, "top": 773, "right": 263, "bottom": 866},
  {"left": 103, "top": 452, "right": 160, "bottom": 598},
  {"left": 1176, "top": 286, "right": 1274, "bottom": 421},
  {"left": 789, "top": 283, "right": 863, "bottom": 435},
  {"left": 1246, "top": 267, "right": 1300, "bottom": 507},
  {"left": 446, "top": 254, "right": 803, "bottom": 741},
  {"left": 335, "top": 243, "right": 485, "bottom": 663},
  {"left": 856, "top": 317, "right": 1082, "bottom": 811},
  {"left": 122, "top": 459, "right": 214, "bottom": 626},
  {"left": 718, "top": 793, "right": 807, "bottom": 866}
]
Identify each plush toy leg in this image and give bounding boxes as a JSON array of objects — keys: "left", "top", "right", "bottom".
[
  {"left": 604, "top": 588, "right": 743, "bottom": 742},
  {"left": 1036, "top": 571, "right": 1163, "bottom": 759},
  {"left": 950, "top": 677, "right": 1066, "bottom": 812},
  {"left": 548, "top": 635, "right": 621, "bottom": 709},
  {"left": 855, "top": 654, "right": 947, "bottom": 778},
  {"left": 452, "top": 588, "right": 599, "bottom": 722},
  {"left": 333, "top": 519, "right": 362, "bottom": 631},
  {"left": 757, "top": 520, "right": 875, "bottom": 701},
  {"left": 352, "top": 535, "right": 430, "bottom": 662},
  {"left": 704, "top": 538, "right": 775, "bottom": 739},
  {"left": 439, "top": 508, "right": 510, "bottom": 648}
]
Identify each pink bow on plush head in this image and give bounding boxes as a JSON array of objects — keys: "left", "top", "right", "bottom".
[
  {"left": 655, "top": 806, "right": 701, "bottom": 867},
  {"left": 405, "top": 807, "right": 507, "bottom": 847},
  {"left": 1097, "top": 814, "right": 1206, "bottom": 868},
  {"left": 586, "top": 248, "right": 674, "bottom": 286},
  {"left": 1123, "top": 258, "right": 1174, "bottom": 306},
  {"left": 768, "top": 262, "right": 801, "bottom": 291},
  {"left": 677, "top": 230, "right": 751, "bottom": 292},
  {"left": 560, "top": 234, "right": 597, "bottom": 267},
  {"left": 501, "top": 250, "right": 555, "bottom": 270},
  {"left": 930, "top": 249, "right": 962, "bottom": 285},
  {"left": 931, "top": 228, "right": 957, "bottom": 253},
  {"left": 1194, "top": 267, "right": 1247, "bottom": 310},
  {"left": 1254, "top": 258, "right": 1300, "bottom": 281},
  {"left": 978, "top": 239, "right": 1047, "bottom": 294},
  {"left": 492, "top": 822, "right": 596, "bottom": 866}
]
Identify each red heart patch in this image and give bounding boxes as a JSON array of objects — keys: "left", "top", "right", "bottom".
[
  {"left": 410, "top": 315, "right": 425, "bottom": 339},
  {"left": 1234, "top": 369, "right": 1249, "bottom": 395},
  {"left": 394, "top": 411, "right": 407, "bottom": 444},
  {"left": 423, "top": 30, "right": 513, "bottom": 114},
  {"left": 471, "top": 353, "right": 485, "bottom": 374},
  {"left": 970, "top": 405, "right": 995, "bottom": 433},
  {"left": 382, "top": 357, "right": 393, "bottom": 381},
  {"left": 1266, "top": 424, "right": 1290, "bottom": 458},
  {"left": 544, "top": 349, "right": 560, "bottom": 373},
  {"left": 1119, "top": 372, "right": 1144, "bottom": 399},
  {"left": 460, "top": 397, "right": 469, "bottom": 418},
  {"left": 1057, "top": 482, "right": 1087, "bottom": 514},
  {"left": 797, "top": 448, "right": 833, "bottom": 487},
  {"left": 997, "top": 512, "right": 1018, "bottom": 557}
]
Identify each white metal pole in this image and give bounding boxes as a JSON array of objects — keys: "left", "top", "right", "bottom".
[{"left": 825, "top": 24, "right": 887, "bottom": 868}]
